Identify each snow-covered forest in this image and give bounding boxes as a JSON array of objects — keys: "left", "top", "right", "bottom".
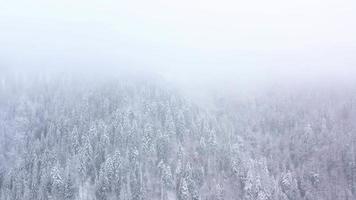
[
  {"left": 1, "top": 0, "right": 356, "bottom": 199},
  {"left": 0, "top": 73, "right": 355, "bottom": 200}
]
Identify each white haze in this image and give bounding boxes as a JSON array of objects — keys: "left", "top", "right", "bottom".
[
  {"left": 2, "top": 2, "right": 356, "bottom": 200},
  {"left": 1, "top": 0, "right": 356, "bottom": 92}
]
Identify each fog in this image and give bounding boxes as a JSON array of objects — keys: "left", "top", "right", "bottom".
[
  {"left": 2, "top": 1, "right": 356, "bottom": 200},
  {"left": 1, "top": 0, "right": 356, "bottom": 92}
]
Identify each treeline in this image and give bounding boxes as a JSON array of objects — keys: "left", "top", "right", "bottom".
[{"left": 0, "top": 75, "right": 355, "bottom": 200}]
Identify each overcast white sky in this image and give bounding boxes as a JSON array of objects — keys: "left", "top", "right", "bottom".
[{"left": 1, "top": 0, "right": 356, "bottom": 90}]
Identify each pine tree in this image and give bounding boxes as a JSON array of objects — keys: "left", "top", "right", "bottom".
[
  {"left": 178, "top": 178, "right": 190, "bottom": 200},
  {"left": 51, "top": 164, "right": 64, "bottom": 199}
]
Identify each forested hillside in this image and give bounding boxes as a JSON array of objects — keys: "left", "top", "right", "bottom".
[{"left": 0, "top": 74, "right": 355, "bottom": 200}]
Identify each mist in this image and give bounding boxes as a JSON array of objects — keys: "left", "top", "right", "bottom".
[
  {"left": 2, "top": 0, "right": 356, "bottom": 92},
  {"left": 1, "top": 1, "right": 356, "bottom": 200}
]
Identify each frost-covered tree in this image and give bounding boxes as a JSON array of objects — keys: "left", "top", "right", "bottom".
[{"left": 1, "top": 73, "right": 356, "bottom": 200}]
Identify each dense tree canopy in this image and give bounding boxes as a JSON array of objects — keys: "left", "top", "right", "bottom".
[{"left": 0, "top": 74, "right": 355, "bottom": 200}]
